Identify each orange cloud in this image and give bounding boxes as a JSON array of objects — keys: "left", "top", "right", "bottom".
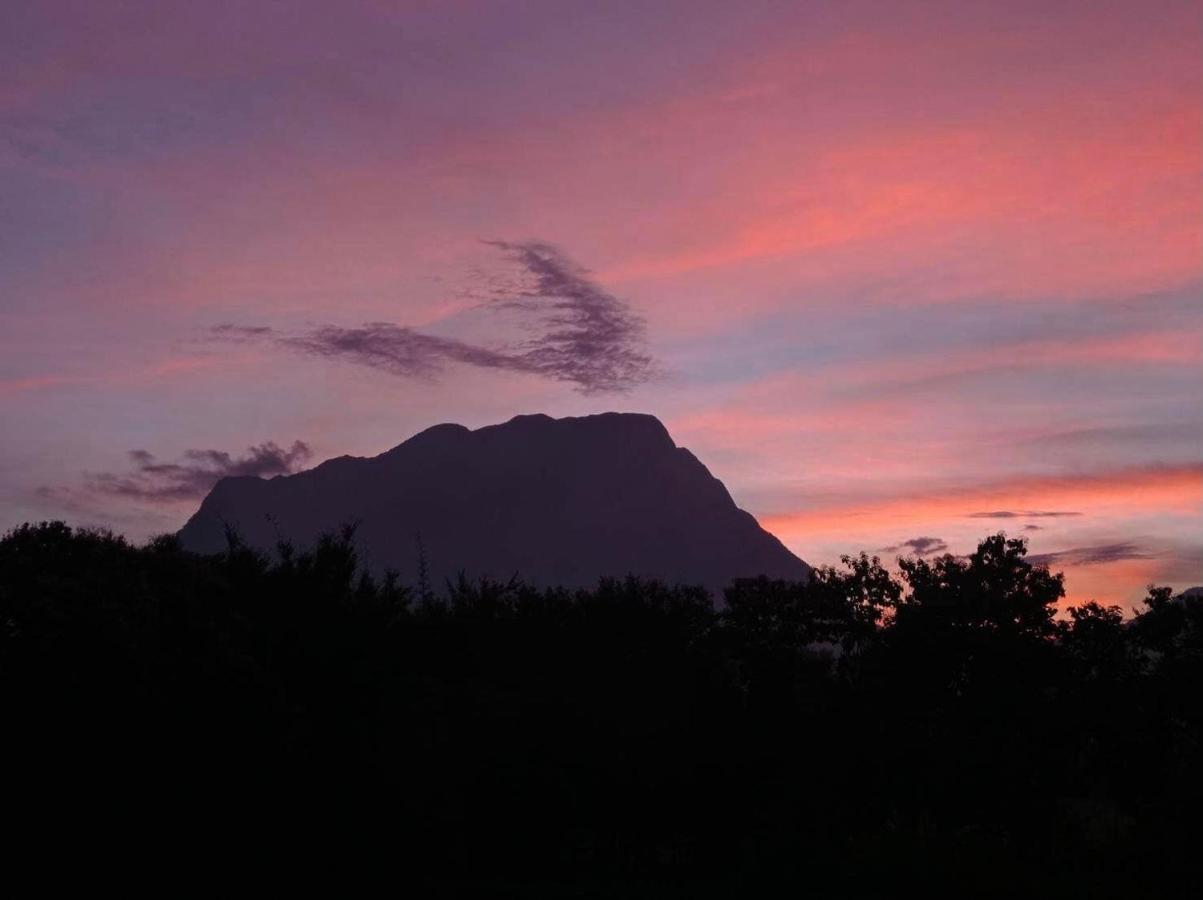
[
  {"left": 840, "top": 330, "right": 1203, "bottom": 395},
  {"left": 668, "top": 328, "right": 1200, "bottom": 453},
  {"left": 0, "top": 353, "right": 260, "bottom": 395},
  {"left": 43, "top": 14, "right": 1196, "bottom": 337},
  {"left": 0, "top": 374, "right": 78, "bottom": 395},
  {"left": 608, "top": 97, "right": 1200, "bottom": 309},
  {"left": 760, "top": 465, "right": 1203, "bottom": 540}
]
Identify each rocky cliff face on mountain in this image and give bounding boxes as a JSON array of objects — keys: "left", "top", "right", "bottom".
[{"left": 177, "top": 412, "right": 810, "bottom": 593}]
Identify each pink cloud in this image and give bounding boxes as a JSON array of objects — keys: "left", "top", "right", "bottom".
[{"left": 20, "top": 3, "right": 1197, "bottom": 338}]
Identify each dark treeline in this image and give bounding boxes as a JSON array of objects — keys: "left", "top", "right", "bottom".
[{"left": 3, "top": 521, "right": 1201, "bottom": 895}]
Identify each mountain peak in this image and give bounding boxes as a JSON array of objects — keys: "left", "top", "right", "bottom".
[
  {"left": 386, "top": 422, "right": 472, "bottom": 453},
  {"left": 178, "top": 412, "right": 809, "bottom": 593},
  {"left": 480, "top": 411, "right": 675, "bottom": 449}
]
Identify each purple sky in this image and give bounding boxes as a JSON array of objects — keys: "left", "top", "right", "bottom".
[{"left": 2, "top": 1, "right": 1200, "bottom": 606}]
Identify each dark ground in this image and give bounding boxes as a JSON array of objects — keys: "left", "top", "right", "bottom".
[{"left": 3, "top": 522, "right": 1200, "bottom": 896}]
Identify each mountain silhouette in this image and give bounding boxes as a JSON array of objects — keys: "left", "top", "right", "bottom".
[{"left": 177, "top": 412, "right": 810, "bottom": 592}]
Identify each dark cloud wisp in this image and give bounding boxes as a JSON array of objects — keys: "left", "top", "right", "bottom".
[
  {"left": 1027, "top": 542, "right": 1153, "bottom": 567},
  {"left": 483, "top": 240, "right": 655, "bottom": 393},
  {"left": 881, "top": 536, "right": 950, "bottom": 557},
  {"left": 211, "top": 241, "right": 656, "bottom": 395},
  {"left": 280, "top": 324, "right": 520, "bottom": 380},
  {"left": 82, "top": 441, "right": 312, "bottom": 502},
  {"left": 966, "top": 510, "right": 1083, "bottom": 519}
]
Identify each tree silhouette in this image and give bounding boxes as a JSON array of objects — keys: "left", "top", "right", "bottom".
[
  {"left": 895, "top": 533, "right": 1063, "bottom": 637},
  {"left": 2, "top": 520, "right": 1200, "bottom": 894}
]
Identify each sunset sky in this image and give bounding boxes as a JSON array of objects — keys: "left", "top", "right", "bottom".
[{"left": 2, "top": 1, "right": 1200, "bottom": 607}]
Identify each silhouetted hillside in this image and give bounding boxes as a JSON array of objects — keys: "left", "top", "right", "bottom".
[{"left": 178, "top": 413, "right": 810, "bottom": 592}]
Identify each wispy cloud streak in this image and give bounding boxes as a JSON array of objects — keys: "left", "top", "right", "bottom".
[
  {"left": 212, "top": 242, "right": 656, "bottom": 395},
  {"left": 281, "top": 324, "right": 519, "bottom": 379},
  {"left": 967, "top": 510, "right": 1083, "bottom": 519},
  {"left": 1028, "top": 543, "right": 1154, "bottom": 567},
  {"left": 483, "top": 241, "right": 655, "bottom": 393}
]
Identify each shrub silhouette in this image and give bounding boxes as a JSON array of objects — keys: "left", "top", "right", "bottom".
[{"left": 2, "top": 521, "right": 1200, "bottom": 894}]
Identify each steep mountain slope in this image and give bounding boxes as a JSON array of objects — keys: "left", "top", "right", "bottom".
[{"left": 178, "top": 412, "right": 810, "bottom": 593}]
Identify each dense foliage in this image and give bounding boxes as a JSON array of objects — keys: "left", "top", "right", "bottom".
[{"left": 3, "top": 522, "right": 1200, "bottom": 894}]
